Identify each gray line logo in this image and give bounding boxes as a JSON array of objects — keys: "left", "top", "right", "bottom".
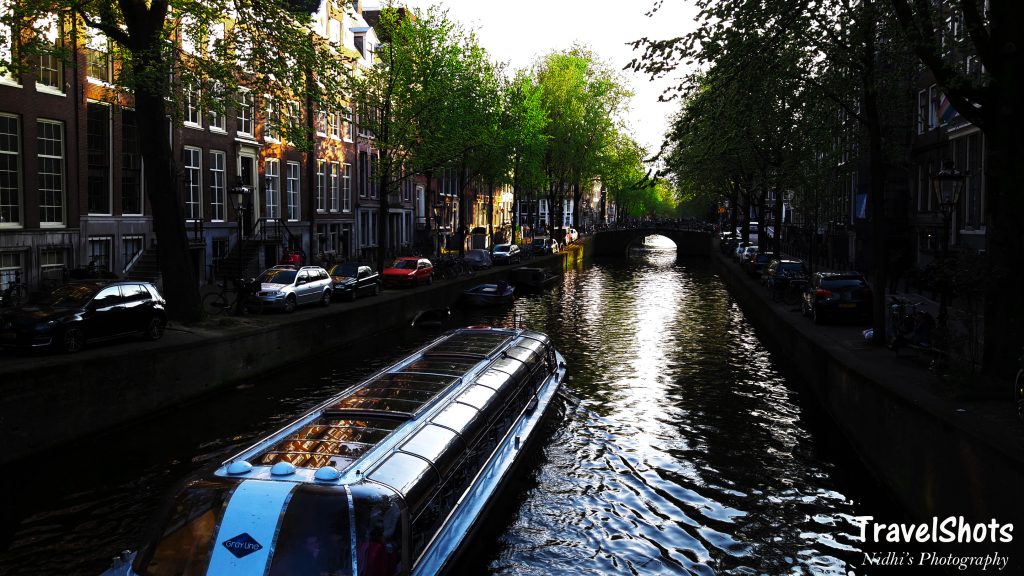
[{"left": 222, "top": 532, "right": 263, "bottom": 559}]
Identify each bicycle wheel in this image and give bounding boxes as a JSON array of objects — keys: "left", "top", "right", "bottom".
[{"left": 203, "top": 292, "right": 229, "bottom": 315}]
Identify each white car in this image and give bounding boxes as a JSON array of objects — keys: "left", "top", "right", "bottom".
[{"left": 253, "top": 265, "right": 333, "bottom": 312}]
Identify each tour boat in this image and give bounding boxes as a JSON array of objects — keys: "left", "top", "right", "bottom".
[{"left": 102, "top": 326, "right": 567, "bottom": 576}]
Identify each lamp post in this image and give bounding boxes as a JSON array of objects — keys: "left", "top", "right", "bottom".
[
  {"left": 230, "top": 183, "right": 252, "bottom": 279},
  {"left": 432, "top": 202, "right": 445, "bottom": 257},
  {"left": 930, "top": 159, "right": 965, "bottom": 329}
]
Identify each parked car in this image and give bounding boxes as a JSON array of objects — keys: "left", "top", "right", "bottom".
[
  {"left": 253, "top": 265, "right": 332, "bottom": 312},
  {"left": 326, "top": 263, "right": 380, "bottom": 301},
  {"left": 763, "top": 259, "right": 808, "bottom": 289},
  {"left": 382, "top": 257, "right": 434, "bottom": 287},
  {"left": 736, "top": 245, "right": 757, "bottom": 264},
  {"left": 745, "top": 251, "right": 775, "bottom": 277},
  {"left": 463, "top": 249, "right": 493, "bottom": 270},
  {"left": 0, "top": 280, "right": 166, "bottom": 353},
  {"left": 530, "top": 237, "right": 559, "bottom": 255},
  {"left": 491, "top": 243, "right": 522, "bottom": 265},
  {"left": 802, "top": 271, "right": 873, "bottom": 324}
]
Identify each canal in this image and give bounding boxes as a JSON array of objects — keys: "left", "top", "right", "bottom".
[{"left": 0, "top": 237, "right": 893, "bottom": 575}]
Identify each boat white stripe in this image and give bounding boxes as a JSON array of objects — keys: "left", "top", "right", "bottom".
[
  {"left": 346, "top": 485, "right": 359, "bottom": 575},
  {"left": 205, "top": 480, "right": 296, "bottom": 576}
]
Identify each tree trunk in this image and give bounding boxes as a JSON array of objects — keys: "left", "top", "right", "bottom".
[{"left": 135, "top": 88, "right": 201, "bottom": 322}]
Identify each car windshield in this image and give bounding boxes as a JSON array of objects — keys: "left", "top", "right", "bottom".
[
  {"left": 494, "top": 245, "right": 510, "bottom": 254},
  {"left": 259, "top": 269, "right": 298, "bottom": 284},
  {"left": 391, "top": 260, "right": 417, "bottom": 270},
  {"left": 39, "top": 283, "right": 100, "bottom": 307},
  {"left": 331, "top": 264, "right": 359, "bottom": 277}
]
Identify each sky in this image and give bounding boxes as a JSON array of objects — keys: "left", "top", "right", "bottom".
[{"left": 402, "top": 0, "right": 701, "bottom": 162}]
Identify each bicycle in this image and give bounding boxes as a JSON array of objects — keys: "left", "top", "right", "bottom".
[
  {"left": 203, "top": 278, "right": 263, "bottom": 316},
  {"left": 887, "top": 295, "right": 933, "bottom": 351},
  {"left": 1, "top": 271, "right": 27, "bottom": 308}
]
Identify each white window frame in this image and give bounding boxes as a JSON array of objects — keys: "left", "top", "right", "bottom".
[
  {"left": 86, "top": 102, "right": 112, "bottom": 215},
  {"left": 37, "top": 119, "right": 65, "bottom": 226},
  {"left": 237, "top": 90, "right": 254, "bottom": 137},
  {"left": 87, "top": 236, "right": 113, "bottom": 271},
  {"left": 265, "top": 158, "right": 280, "bottom": 219},
  {"left": 0, "top": 113, "right": 21, "bottom": 227},
  {"left": 210, "top": 150, "right": 226, "bottom": 221},
  {"left": 286, "top": 161, "right": 300, "bottom": 221},
  {"left": 185, "top": 83, "right": 202, "bottom": 128},
  {"left": 183, "top": 146, "right": 202, "bottom": 221},
  {"left": 121, "top": 108, "right": 144, "bottom": 216},
  {"left": 35, "top": 14, "right": 63, "bottom": 94},
  {"left": 329, "top": 161, "right": 340, "bottom": 212},
  {"left": 316, "top": 159, "right": 326, "bottom": 212},
  {"left": 342, "top": 162, "right": 352, "bottom": 212},
  {"left": 264, "top": 99, "right": 279, "bottom": 142}
]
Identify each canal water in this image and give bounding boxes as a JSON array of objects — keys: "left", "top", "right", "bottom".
[{"left": 0, "top": 237, "right": 892, "bottom": 575}]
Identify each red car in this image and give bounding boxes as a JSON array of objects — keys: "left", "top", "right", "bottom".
[{"left": 382, "top": 257, "right": 433, "bottom": 287}]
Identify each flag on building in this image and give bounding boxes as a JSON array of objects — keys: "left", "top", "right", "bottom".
[{"left": 936, "top": 93, "right": 958, "bottom": 124}]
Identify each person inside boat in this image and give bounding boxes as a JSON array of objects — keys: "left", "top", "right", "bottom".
[
  {"left": 357, "top": 527, "right": 400, "bottom": 576},
  {"left": 276, "top": 535, "right": 340, "bottom": 575}
]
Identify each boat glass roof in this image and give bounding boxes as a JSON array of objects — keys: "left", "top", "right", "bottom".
[
  {"left": 258, "top": 417, "right": 402, "bottom": 469},
  {"left": 422, "top": 330, "right": 513, "bottom": 358}
]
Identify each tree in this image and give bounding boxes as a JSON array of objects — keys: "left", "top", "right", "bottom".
[{"left": 2, "top": 0, "right": 354, "bottom": 322}]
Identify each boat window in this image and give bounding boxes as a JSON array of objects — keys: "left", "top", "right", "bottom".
[
  {"left": 401, "top": 424, "right": 465, "bottom": 477},
  {"left": 423, "top": 330, "right": 513, "bottom": 358},
  {"left": 489, "top": 357, "right": 528, "bottom": 383},
  {"left": 456, "top": 384, "right": 497, "bottom": 411},
  {"left": 473, "top": 369, "right": 510, "bottom": 391},
  {"left": 504, "top": 345, "right": 539, "bottom": 366},
  {"left": 431, "top": 402, "right": 484, "bottom": 446},
  {"left": 350, "top": 484, "right": 405, "bottom": 576},
  {"left": 328, "top": 373, "right": 458, "bottom": 416},
  {"left": 368, "top": 452, "right": 439, "bottom": 513},
  {"left": 133, "top": 480, "right": 234, "bottom": 576},
  {"left": 402, "top": 357, "right": 478, "bottom": 377},
  {"left": 257, "top": 418, "right": 401, "bottom": 469},
  {"left": 267, "top": 485, "right": 353, "bottom": 576}
]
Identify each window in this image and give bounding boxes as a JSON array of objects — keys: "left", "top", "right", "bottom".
[
  {"left": 916, "top": 89, "right": 927, "bottom": 134},
  {"left": 87, "top": 103, "right": 111, "bottom": 214},
  {"left": 265, "top": 158, "right": 280, "bottom": 219},
  {"left": 328, "top": 18, "right": 341, "bottom": 44},
  {"left": 928, "top": 85, "right": 938, "bottom": 130},
  {"left": 264, "top": 99, "right": 279, "bottom": 141},
  {"left": 315, "top": 110, "right": 327, "bottom": 136},
  {"left": 35, "top": 14, "right": 63, "bottom": 91},
  {"left": 358, "top": 151, "right": 367, "bottom": 198},
  {"left": 85, "top": 28, "right": 111, "bottom": 83},
  {"left": 316, "top": 160, "right": 326, "bottom": 212},
  {"left": 286, "top": 162, "right": 300, "bottom": 221},
  {"left": 329, "top": 161, "right": 339, "bottom": 212},
  {"left": 88, "top": 236, "right": 112, "bottom": 271},
  {"left": 0, "top": 114, "right": 20, "bottom": 226},
  {"left": 183, "top": 147, "right": 202, "bottom": 220},
  {"left": 237, "top": 91, "right": 254, "bottom": 136},
  {"left": 343, "top": 107, "right": 354, "bottom": 140},
  {"left": 122, "top": 109, "right": 143, "bottom": 215},
  {"left": 1, "top": 252, "right": 21, "bottom": 292},
  {"left": 369, "top": 154, "right": 379, "bottom": 199},
  {"left": 208, "top": 85, "right": 226, "bottom": 131},
  {"left": 39, "top": 248, "right": 65, "bottom": 286},
  {"left": 37, "top": 119, "right": 64, "bottom": 225},
  {"left": 185, "top": 84, "right": 202, "bottom": 127},
  {"left": 342, "top": 163, "right": 351, "bottom": 212},
  {"left": 122, "top": 235, "right": 144, "bottom": 269},
  {"left": 210, "top": 150, "right": 226, "bottom": 221},
  {"left": 359, "top": 209, "right": 377, "bottom": 247},
  {"left": 329, "top": 111, "right": 340, "bottom": 139}
]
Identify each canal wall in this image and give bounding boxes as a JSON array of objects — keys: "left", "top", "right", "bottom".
[
  {"left": 0, "top": 249, "right": 580, "bottom": 465},
  {"left": 713, "top": 250, "right": 1023, "bottom": 545}
]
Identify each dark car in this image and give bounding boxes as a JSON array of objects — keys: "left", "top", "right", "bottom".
[
  {"left": 491, "top": 243, "right": 521, "bottom": 265},
  {"left": 0, "top": 280, "right": 167, "bottom": 353},
  {"left": 802, "top": 272, "right": 873, "bottom": 324},
  {"left": 763, "top": 259, "right": 808, "bottom": 289},
  {"left": 530, "top": 237, "right": 559, "bottom": 255},
  {"left": 327, "top": 263, "right": 380, "bottom": 301},
  {"left": 745, "top": 251, "right": 775, "bottom": 277}
]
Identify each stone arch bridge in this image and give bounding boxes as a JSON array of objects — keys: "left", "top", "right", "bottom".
[{"left": 591, "top": 226, "right": 713, "bottom": 257}]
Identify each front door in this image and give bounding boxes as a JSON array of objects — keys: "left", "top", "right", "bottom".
[{"left": 238, "top": 150, "right": 259, "bottom": 237}]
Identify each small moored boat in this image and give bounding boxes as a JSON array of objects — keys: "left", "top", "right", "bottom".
[
  {"left": 510, "top": 267, "right": 558, "bottom": 291},
  {"left": 461, "top": 282, "right": 515, "bottom": 307},
  {"left": 103, "top": 326, "right": 566, "bottom": 576}
]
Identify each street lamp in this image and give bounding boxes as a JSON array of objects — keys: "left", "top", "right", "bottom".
[
  {"left": 930, "top": 160, "right": 965, "bottom": 328},
  {"left": 230, "top": 183, "right": 252, "bottom": 275}
]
